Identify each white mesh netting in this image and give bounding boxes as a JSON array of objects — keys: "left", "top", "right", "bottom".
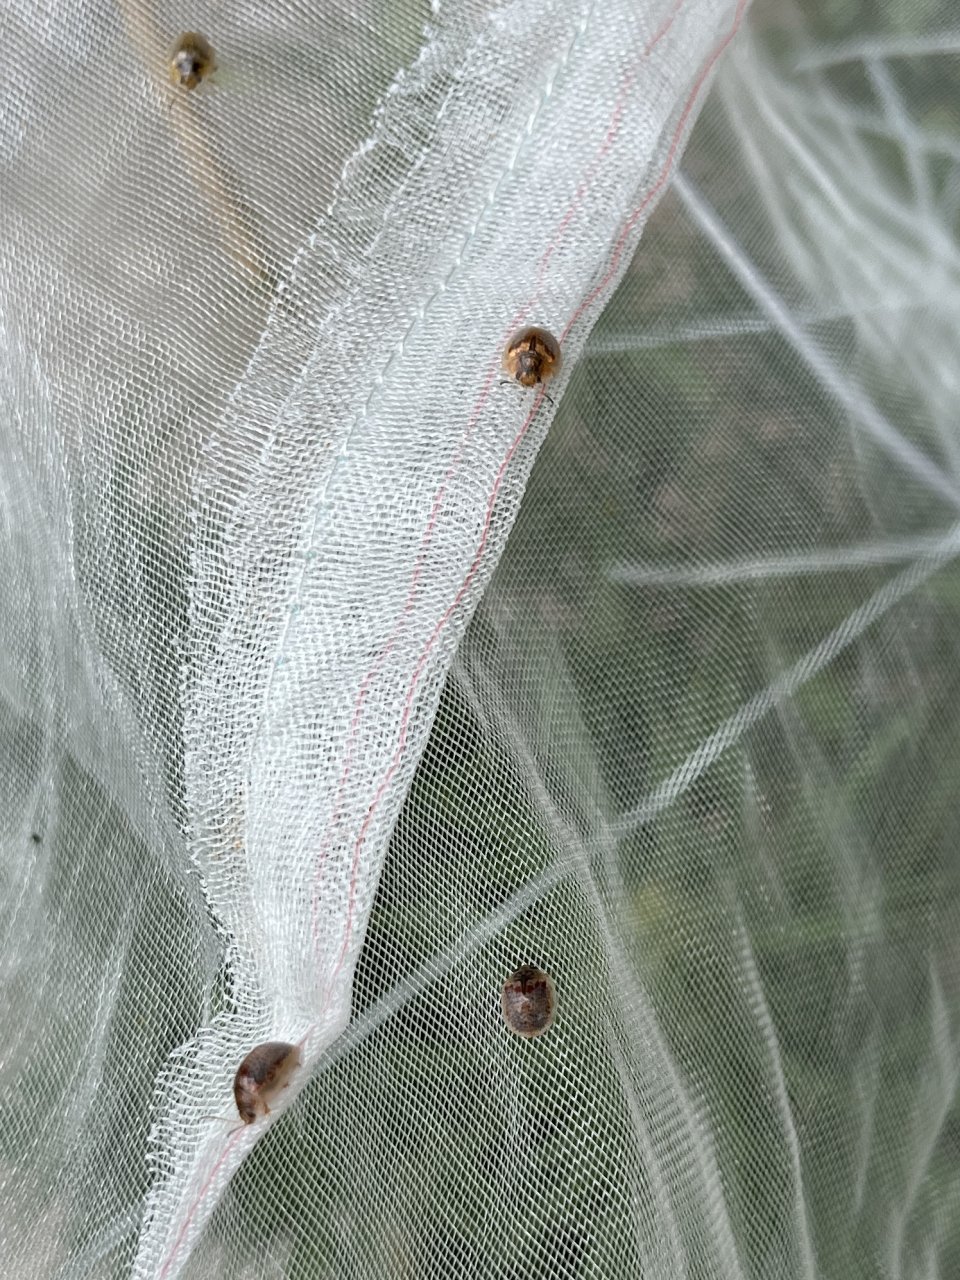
[{"left": 2, "top": 0, "right": 960, "bottom": 1276}]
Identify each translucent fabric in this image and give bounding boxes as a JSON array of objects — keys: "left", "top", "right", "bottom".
[{"left": 2, "top": 0, "right": 959, "bottom": 1276}]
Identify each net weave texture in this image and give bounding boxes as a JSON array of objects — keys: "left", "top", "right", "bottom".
[{"left": 2, "top": 0, "right": 959, "bottom": 1276}]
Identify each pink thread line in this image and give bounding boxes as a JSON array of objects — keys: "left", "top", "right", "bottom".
[
  {"left": 162, "top": 0, "right": 744, "bottom": 1271},
  {"left": 646, "top": 0, "right": 686, "bottom": 56},
  {"left": 563, "top": 0, "right": 750, "bottom": 343},
  {"left": 308, "top": 0, "right": 686, "bottom": 955},
  {"left": 540, "top": 0, "right": 686, "bottom": 276},
  {"left": 158, "top": 1128, "right": 243, "bottom": 1280},
  {"left": 521, "top": 0, "right": 686, "bottom": 324}
]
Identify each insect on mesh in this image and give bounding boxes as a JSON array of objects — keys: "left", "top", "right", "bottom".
[{"left": 2, "top": 0, "right": 960, "bottom": 1277}]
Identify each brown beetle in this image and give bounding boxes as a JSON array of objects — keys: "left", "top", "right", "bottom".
[
  {"left": 501, "top": 964, "right": 556, "bottom": 1038},
  {"left": 501, "top": 326, "right": 562, "bottom": 388},
  {"left": 233, "top": 1041, "right": 301, "bottom": 1125},
  {"left": 169, "top": 31, "right": 216, "bottom": 90}
]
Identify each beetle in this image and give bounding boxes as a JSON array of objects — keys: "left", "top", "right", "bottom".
[
  {"left": 501, "top": 326, "right": 562, "bottom": 389},
  {"left": 169, "top": 31, "right": 216, "bottom": 90},
  {"left": 501, "top": 964, "right": 557, "bottom": 1037},
  {"left": 233, "top": 1040, "right": 302, "bottom": 1124}
]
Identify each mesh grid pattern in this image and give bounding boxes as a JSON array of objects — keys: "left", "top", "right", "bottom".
[{"left": 3, "top": 0, "right": 960, "bottom": 1276}]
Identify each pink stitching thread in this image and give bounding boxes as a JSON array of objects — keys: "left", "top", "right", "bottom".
[{"left": 158, "top": 1128, "right": 243, "bottom": 1280}]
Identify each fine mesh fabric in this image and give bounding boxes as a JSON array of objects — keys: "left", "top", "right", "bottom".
[{"left": 2, "top": 0, "right": 960, "bottom": 1276}]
